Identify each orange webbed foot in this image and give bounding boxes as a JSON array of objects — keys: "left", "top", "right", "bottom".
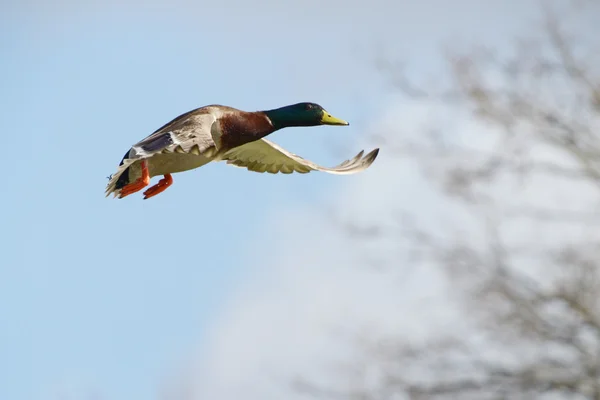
[
  {"left": 119, "top": 160, "right": 150, "bottom": 199},
  {"left": 143, "top": 173, "right": 173, "bottom": 200}
]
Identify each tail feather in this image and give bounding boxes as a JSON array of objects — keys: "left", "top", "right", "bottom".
[{"left": 105, "top": 150, "right": 136, "bottom": 198}]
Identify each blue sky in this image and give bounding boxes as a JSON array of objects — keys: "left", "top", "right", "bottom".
[
  {"left": 1, "top": 3, "right": 387, "bottom": 399},
  {"left": 1, "top": 1, "right": 543, "bottom": 399}
]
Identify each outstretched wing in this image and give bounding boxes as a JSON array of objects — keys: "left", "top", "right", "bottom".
[{"left": 222, "top": 138, "right": 379, "bottom": 174}]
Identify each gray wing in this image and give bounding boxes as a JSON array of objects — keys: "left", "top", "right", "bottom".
[
  {"left": 128, "top": 107, "right": 222, "bottom": 159},
  {"left": 222, "top": 138, "right": 379, "bottom": 175}
]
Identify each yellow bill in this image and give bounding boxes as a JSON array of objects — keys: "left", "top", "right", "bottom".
[{"left": 320, "top": 110, "right": 349, "bottom": 126}]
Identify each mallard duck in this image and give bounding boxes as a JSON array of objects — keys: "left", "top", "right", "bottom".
[{"left": 105, "top": 102, "right": 379, "bottom": 199}]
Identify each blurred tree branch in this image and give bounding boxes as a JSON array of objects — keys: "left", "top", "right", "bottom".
[{"left": 299, "top": 1, "right": 600, "bottom": 399}]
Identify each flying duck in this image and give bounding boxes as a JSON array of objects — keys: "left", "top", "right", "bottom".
[{"left": 105, "top": 102, "right": 379, "bottom": 199}]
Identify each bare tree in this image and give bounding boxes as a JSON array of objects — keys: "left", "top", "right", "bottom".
[{"left": 296, "top": 2, "right": 600, "bottom": 399}]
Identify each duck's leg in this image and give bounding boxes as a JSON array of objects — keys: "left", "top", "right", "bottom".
[
  {"left": 143, "top": 174, "right": 173, "bottom": 200},
  {"left": 118, "top": 160, "right": 150, "bottom": 198}
]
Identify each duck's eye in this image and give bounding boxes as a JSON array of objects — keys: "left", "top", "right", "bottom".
[{"left": 305, "top": 104, "right": 313, "bottom": 110}]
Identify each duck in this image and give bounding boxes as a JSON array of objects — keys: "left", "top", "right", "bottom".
[{"left": 105, "top": 102, "right": 380, "bottom": 199}]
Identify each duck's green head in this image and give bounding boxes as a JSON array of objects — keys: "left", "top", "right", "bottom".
[{"left": 264, "top": 102, "right": 349, "bottom": 130}]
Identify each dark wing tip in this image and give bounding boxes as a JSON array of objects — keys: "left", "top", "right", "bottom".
[{"left": 367, "top": 148, "right": 380, "bottom": 160}]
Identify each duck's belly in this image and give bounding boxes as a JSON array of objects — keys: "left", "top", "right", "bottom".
[
  {"left": 148, "top": 153, "right": 213, "bottom": 176},
  {"left": 127, "top": 153, "right": 213, "bottom": 180}
]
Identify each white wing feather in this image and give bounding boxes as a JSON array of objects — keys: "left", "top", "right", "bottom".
[{"left": 222, "top": 138, "right": 379, "bottom": 175}]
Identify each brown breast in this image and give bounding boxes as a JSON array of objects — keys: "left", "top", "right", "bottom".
[{"left": 218, "top": 112, "right": 276, "bottom": 150}]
